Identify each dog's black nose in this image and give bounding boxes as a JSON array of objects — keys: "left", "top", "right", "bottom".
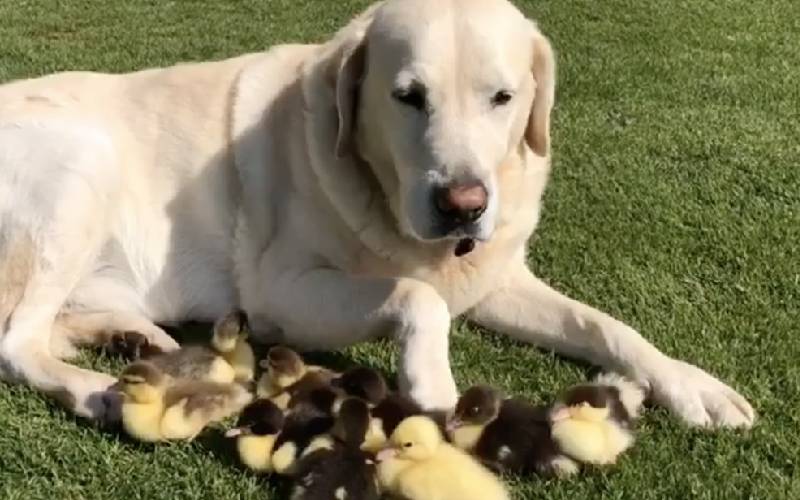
[{"left": 434, "top": 181, "right": 488, "bottom": 224}]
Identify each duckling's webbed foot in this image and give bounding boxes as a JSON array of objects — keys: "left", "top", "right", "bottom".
[{"left": 543, "top": 455, "right": 581, "bottom": 478}]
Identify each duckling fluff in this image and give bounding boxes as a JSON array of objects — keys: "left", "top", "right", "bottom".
[
  {"left": 227, "top": 399, "right": 285, "bottom": 473},
  {"left": 139, "top": 310, "right": 253, "bottom": 384},
  {"left": 549, "top": 372, "right": 645, "bottom": 465},
  {"left": 213, "top": 310, "right": 256, "bottom": 382},
  {"left": 118, "top": 361, "right": 252, "bottom": 442},
  {"left": 256, "top": 346, "right": 335, "bottom": 408},
  {"left": 376, "top": 416, "right": 510, "bottom": 500},
  {"left": 290, "top": 398, "right": 381, "bottom": 500}
]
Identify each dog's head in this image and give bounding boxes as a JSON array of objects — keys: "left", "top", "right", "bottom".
[{"left": 330, "top": 0, "right": 555, "bottom": 243}]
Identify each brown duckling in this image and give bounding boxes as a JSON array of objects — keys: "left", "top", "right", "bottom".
[
  {"left": 226, "top": 398, "right": 285, "bottom": 473},
  {"left": 256, "top": 346, "right": 336, "bottom": 407},
  {"left": 361, "top": 392, "right": 453, "bottom": 453},
  {"left": 270, "top": 385, "right": 340, "bottom": 475},
  {"left": 291, "top": 398, "right": 381, "bottom": 500},
  {"left": 331, "top": 367, "right": 388, "bottom": 407},
  {"left": 448, "top": 385, "right": 578, "bottom": 477}
]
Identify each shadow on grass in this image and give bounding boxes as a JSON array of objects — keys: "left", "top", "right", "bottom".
[
  {"left": 462, "top": 319, "right": 602, "bottom": 380},
  {"left": 194, "top": 427, "right": 295, "bottom": 497}
]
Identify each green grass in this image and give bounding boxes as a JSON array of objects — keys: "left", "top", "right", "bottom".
[{"left": 1, "top": 0, "right": 798, "bottom": 498}]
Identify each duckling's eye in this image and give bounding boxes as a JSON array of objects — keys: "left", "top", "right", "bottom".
[{"left": 403, "top": 442, "right": 413, "bottom": 448}]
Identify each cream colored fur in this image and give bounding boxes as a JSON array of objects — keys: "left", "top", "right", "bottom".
[{"left": 0, "top": 0, "right": 753, "bottom": 428}]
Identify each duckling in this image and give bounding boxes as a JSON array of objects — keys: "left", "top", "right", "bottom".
[
  {"left": 331, "top": 367, "right": 388, "bottom": 407},
  {"left": 132, "top": 311, "right": 252, "bottom": 384},
  {"left": 291, "top": 398, "right": 381, "bottom": 500},
  {"left": 256, "top": 346, "right": 336, "bottom": 407},
  {"left": 549, "top": 373, "right": 646, "bottom": 466},
  {"left": 376, "top": 415, "right": 510, "bottom": 500},
  {"left": 226, "top": 399, "right": 285, "bottom": 473},
  {"left": 214, "top": 310, "right": 256, "bottom": 383},
  {"left": 448, "top": 385, "right": 578, "bottom": 477},
  {"left": 117, "top": 361, "right": 253, "bottom": 442},
  {"left": 358, "top": 393, "right": 421, "bottom": 453},
  {"left": 271, "top": 385, "right": 340, "bottom": 475}
]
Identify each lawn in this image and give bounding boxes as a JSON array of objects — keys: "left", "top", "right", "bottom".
[{"left": 0, "top": 0, "right": 798, "bottom": 498}]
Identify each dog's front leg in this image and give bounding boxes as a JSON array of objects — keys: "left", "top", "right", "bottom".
[
  {"left": 468, "top": 262, "right": 755, "bottom": 428},
  {"left": 259, "top": 268, "right": 457, "bottom": 410}
]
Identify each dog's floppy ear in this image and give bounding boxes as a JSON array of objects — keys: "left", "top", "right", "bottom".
[
  {"left": 525, "top": 28, "right": 556, "bottom": 157},
  {"left": 334, "top": 37, "right": 368, "bottom": 158}
]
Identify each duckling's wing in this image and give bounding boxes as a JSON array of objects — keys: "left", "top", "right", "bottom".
[
  {"left": 371, "top": 393, "right": 423, "bottom": 436},
  {"left": 166, "top": 382, "right": 252, "bottom": 421},
  {"left": 148, "top": 346, "right": 220, "bottom": 379},
  {"left": 294, "top": 447, "right": 380, "bottom": 500},
  {"left": 489, "top": 399, "right": 563, "bottom": 475},
  {"left": 273, "top": 414, "right": 335, "bottom": 457},
  {"left": 228, "top": 341, "right": 256, "bottom": 381}
]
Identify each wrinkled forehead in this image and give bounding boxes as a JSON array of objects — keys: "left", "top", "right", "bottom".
[{"left": 368, "top": 0, "right": 533, "bottom": 89}]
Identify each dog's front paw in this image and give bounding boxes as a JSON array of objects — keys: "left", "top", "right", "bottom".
[
  {"left": 399, "top": 367, "right": 458, "bottom": 412},
  {"left": 651, "top": 358, "right": 755, "bottom": 428}
]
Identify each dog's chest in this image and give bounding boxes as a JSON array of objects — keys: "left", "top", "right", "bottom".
[
  {"left": 354, "top": 237, "right": 520, "bottom": 316},
  {"left": 423, "top": 249, "right": 516, "bottom": 314}
]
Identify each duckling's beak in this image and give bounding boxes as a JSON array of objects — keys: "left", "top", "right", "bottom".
[
  {"left": 445, "top": 417, "right": 463, "bottom": 434},
  {"left": 549, "top": 406, "right": 571, "bottom": 423},
  {"left": 375, "top": 447, "right": 399, "bottom": 462},
  {"left": 225, "top": 427, "right": 251, "bottom": 438}
]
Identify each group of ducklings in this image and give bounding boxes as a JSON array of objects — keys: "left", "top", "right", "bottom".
[{"left": 110, "top": 310, "right": 646, "bottom": 500}]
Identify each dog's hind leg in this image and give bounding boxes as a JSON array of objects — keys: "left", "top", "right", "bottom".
[
  {"left": 0, "top": 122, "right": 123, "bottom": 421},
  {"left": 54, "top": 310, "right": 180, "bottom": 353}
]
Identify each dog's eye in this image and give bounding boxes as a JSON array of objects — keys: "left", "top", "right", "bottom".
[
  {"left": 392, "top": 87, "right": 427, "bottom": 112},
  {"left": 491, "top": 90, "right": 513, "bottom": 107}
]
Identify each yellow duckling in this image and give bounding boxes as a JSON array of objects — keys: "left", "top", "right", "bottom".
[
  {"left": 376, "top": 416, "right": 510, "bottom": 500},
  {"left": 213, "top": 310, "right": 256, "bottom": 383},
  {"left": 549, "top": 373, "right": 645, "bottom": 465},
  {"left": 226, "top": 399, "right": 285, "bottom": 473},
  {"left": 118, "top": 361, "right": 252, "bottom": 442}
]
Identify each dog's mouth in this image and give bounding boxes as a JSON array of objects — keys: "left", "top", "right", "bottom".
[{"left": 454, "top": 238, "right": 476, "bottom": 257}]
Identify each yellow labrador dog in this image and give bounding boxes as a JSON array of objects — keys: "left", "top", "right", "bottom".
[{"left": 0, "top": 0, "right": 753, "bottom": 427}]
